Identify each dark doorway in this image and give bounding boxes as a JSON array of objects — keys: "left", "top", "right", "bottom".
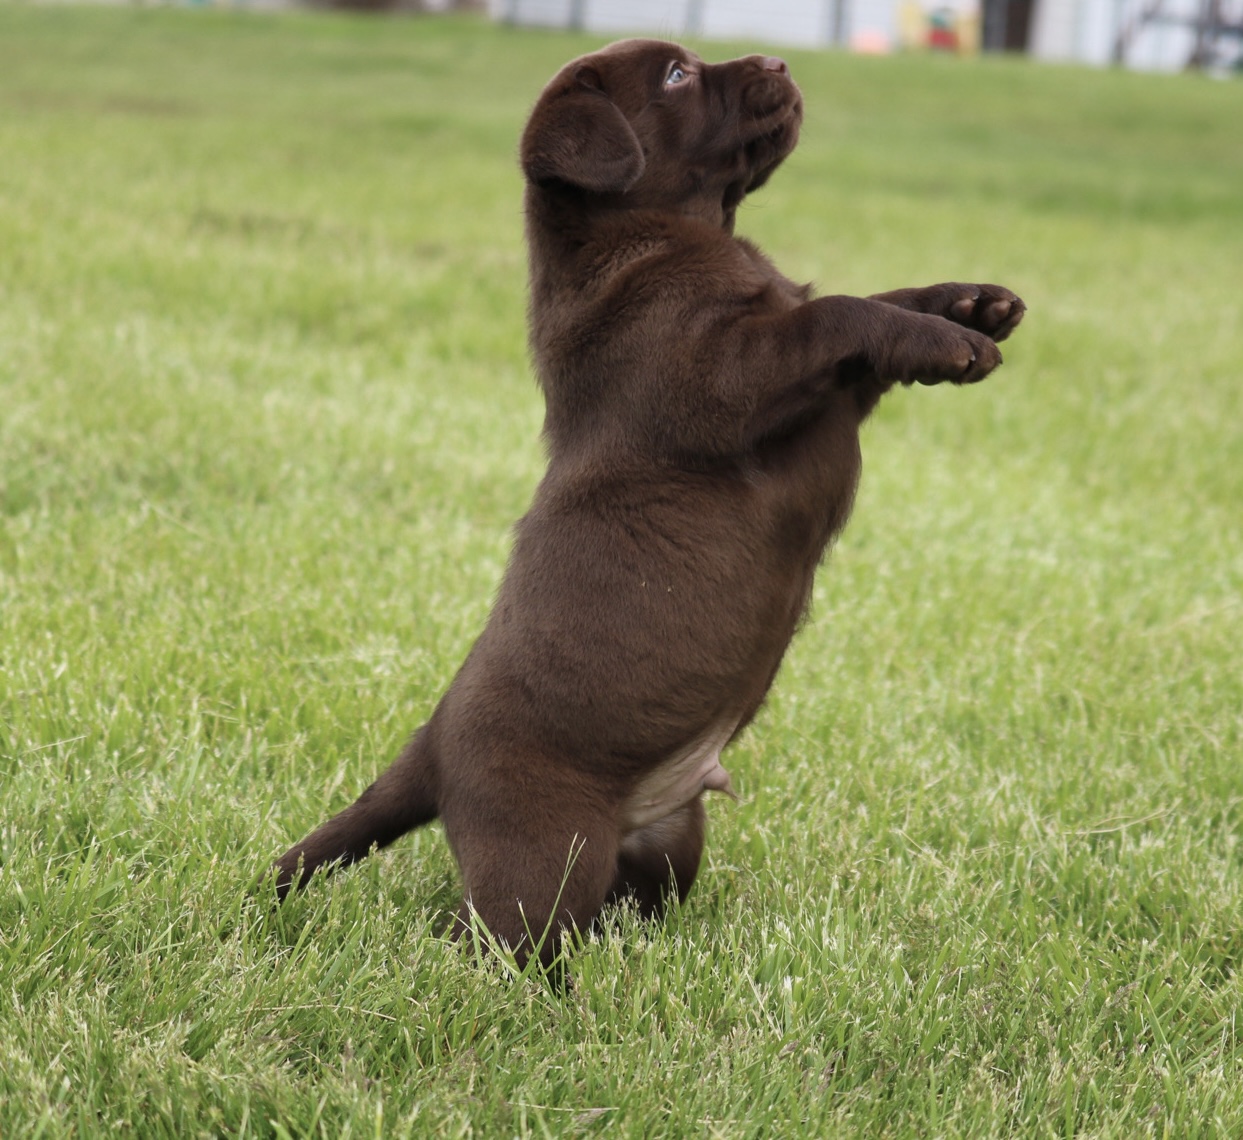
[{"left": 983, "top": 0, "right": 1034, "bottom": 50}]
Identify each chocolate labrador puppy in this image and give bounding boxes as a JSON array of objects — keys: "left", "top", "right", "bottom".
[{"left": 272, "top": 40, "right": 1024, "bottom": 969}]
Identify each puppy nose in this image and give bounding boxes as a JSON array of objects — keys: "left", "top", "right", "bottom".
[{"left": 762, "top": 56, "right": 789, "bottom": 74}]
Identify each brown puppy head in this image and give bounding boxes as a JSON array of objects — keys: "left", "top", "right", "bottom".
[{"left": 521, "top": 39, "right": 803, "bottom": 230}]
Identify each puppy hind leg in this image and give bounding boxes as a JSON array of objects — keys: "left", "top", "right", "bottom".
[
  {"left": 448, "top": 808, "right": 620, "bottom": 973},
  {"left": 609, "top": 798, "right": 706, "bottom": 920},
  {"left": 271, "top": 727, "right": 440, "bottom": 899}
]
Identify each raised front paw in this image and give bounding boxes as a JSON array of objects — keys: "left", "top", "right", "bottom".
[
  {"left": 944, "top": 283, "right": 1026, "bottom": 342},
  {"left": 889, "top": 313, "right": 1003, "bottom": 387},
  {"left": 874, "top": 282, "right": 1026, "bottom": 342}
]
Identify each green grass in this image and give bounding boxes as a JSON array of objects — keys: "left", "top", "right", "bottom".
[{"left": 2, "top": 5, "right": 1242, "bottom": 1135}]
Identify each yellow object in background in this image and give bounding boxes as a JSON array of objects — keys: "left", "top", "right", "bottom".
[
  {"left": 898, "top": 1, "right": 982, "bottom": 55},
  {"left": 899, "top": 0, "right": 929, "bottom": 49}
]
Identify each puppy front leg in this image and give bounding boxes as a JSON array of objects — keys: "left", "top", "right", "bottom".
[
  {"left": 713, "top": 296, "right": 1001, "bottom": 446},
  {"left": 730, "top": 295, "right": 1003, "bottom": 393},
  {"left": 869, "top": 283, "right": 1026, "bottom": 342}
]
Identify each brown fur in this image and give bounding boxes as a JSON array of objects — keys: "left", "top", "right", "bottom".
[{"left": 271, "top": 40, "right": 1025, "bottom": 969}]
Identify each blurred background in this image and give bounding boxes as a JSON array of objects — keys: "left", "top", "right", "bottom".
[
  {"left": 205, "top": 0, "right": 1243, "bottom": 73},
  {"left": 491, "top": 0, "right": 1243, "bottom": 72},
  {"left": 2, "top": 2, "right": 1241, "bottom": 1134}
]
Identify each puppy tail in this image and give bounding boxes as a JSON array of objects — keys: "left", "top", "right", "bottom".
[{"left": 269, "top": 726, "right": 440, "bottom": 900}]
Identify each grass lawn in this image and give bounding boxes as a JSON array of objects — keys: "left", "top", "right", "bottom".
[{"left": 2, "top": 5, "right": 1242, "bottom": 1135}]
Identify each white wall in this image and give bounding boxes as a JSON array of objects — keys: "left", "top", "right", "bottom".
[
  {"left": 1028, "top": 0, "right": 1233, "bottom": 69},
  {"left": 494, "top": 0, "right": 851, "bottom": 46},
  {"left": 496, "top": 0, "right": 1241, "bottom": 69},
  {"left": 583, "top": 0, "right": 693, "bottom": 37},
  {"left": 697, "top": 0, "right": 835, "bottom": 44}
]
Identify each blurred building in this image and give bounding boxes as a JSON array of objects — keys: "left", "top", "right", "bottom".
[{"left": 489, "top": 0, "right": 1243, "bottom": 71}]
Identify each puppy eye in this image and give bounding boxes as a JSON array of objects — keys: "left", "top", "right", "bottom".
[{"left": 665, "top": 63, "right": 688, "bottom": 87}]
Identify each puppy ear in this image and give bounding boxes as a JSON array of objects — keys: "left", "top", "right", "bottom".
[{"left": 520, "top": 67, "right": 645, "bottom": 194}]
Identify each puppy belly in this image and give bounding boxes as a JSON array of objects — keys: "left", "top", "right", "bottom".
[{"left": 621, "top": 720, "right": 738, "bottom": 832}]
